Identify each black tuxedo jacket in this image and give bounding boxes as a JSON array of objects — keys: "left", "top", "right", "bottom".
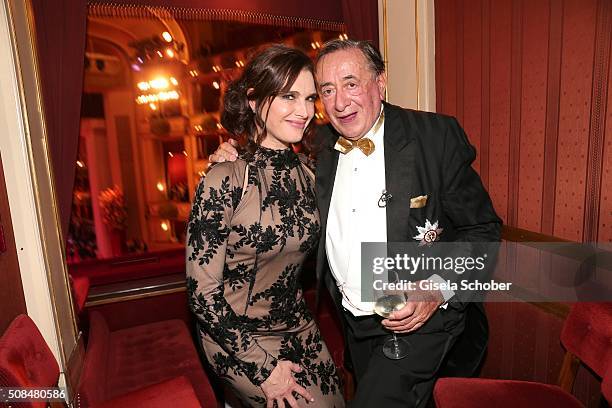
[{"left": 313, "top": 102, "right": 502, "bottom": 375}]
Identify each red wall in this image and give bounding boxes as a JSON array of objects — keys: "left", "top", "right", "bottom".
[
  {"left": 435, "top": 0, "right": 611, "bottom": 243},
  {"left": 435, "top": 1, "right": 609, "bottom": 405}
]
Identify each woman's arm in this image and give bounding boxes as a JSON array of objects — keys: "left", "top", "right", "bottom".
[{"left": 186, "top": 164, "right": 277, "bottom": 386}]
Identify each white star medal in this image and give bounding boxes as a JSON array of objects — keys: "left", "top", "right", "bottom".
[{"left": 413, "top": 219, "right": 443, "bottom": 246}]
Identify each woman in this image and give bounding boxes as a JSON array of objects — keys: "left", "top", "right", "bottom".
[{"left": 186, "top": 44, "right": 344, "bottom": 408}]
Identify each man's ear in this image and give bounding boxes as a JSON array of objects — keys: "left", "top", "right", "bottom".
[{"left": 376, "top": 73, "right": 387, "bottom": 100}]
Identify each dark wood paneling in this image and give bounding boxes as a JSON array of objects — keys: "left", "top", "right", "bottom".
[{"left": 0, "top": 153, "right": 27, "bottom": 334}]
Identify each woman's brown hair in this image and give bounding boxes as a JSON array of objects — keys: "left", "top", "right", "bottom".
[{"left": 221, "top": 44, "right": 316, "bottom": 149}]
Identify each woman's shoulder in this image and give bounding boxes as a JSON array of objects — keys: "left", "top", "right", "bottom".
[{"left": 201, "top": 159, "right": 248, "bottom": 186}]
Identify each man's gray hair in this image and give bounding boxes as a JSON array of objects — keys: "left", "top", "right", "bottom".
[{"left": 316, "top": 39, "right": 386, "bottom": 77}]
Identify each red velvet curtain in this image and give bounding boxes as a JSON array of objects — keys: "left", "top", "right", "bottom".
[
  {"left": 341, "top": 0, "right": 379, "bottom": 48},
  {"left": 30, "top": 0, "right": 377, "bottom": 242},
  {"left": 30, "top": 0, "right": 87, "bottom": 241}
]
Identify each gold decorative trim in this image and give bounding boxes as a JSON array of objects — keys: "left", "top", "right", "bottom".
[
  {"left": 88, "top": 2, "right": 346, "bottom": 32},
  {"left": 85, "top": 286, "right": 185, "bottom": 307}
]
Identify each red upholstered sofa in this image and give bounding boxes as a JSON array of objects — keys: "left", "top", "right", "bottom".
[
  {"left": 0, "top": 314, "right": 203, "bottom": 408},
  {"left": 0, "top": 315, "right": 60, "bottom": 408},
  {"left": 434, "top": 302, "right": 612, "bottom": 408},
  {"left": 77, "top": 311, "right": 217, "bottom": 407}
]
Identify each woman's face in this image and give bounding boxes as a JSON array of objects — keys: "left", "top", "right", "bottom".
[{"left": 256, "top": 69, "right": 317, "bottom": 150}]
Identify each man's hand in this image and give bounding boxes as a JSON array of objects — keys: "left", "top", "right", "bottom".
[
  {"left": 382, "top": 286, "right": 444, "bottom": 334},
  {"left": 208, "top": 138, "right": 239, "bottom": 163},
  {"left": 261, "top": 361, "right": 314, "bottom": 408}
]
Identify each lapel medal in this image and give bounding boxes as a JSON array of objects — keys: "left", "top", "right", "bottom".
[{"left": 413, "top": 219, "right": 443, "bottom": 246}]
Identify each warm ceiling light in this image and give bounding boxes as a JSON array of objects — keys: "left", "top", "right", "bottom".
[
  {"left": 158, "top": 90, "right": 179, "bottom": 101},
  {"left": 161, "top": 31, "right": 173, "bottom": 42},
  {"left": 165, "top": 48, "right": 175, "bottom": 58},
  {"left": 137, "top": 81, "right": 150, "bottom": 91},
  {"left": 168, "top": 152, "right": 174, "bottom": 157},
  {"left": 156, "top": 182, "right": 165, "bottom": 191},
  {"left": 76, "top": 160, "right": 85, "bottom": 168},
  {"left": 169, "top": 77, "right": 178, "bottom": 86},
  {"left": 212, "top": 81, "right": 219, "bottom": 89},
  {"left": 216, "top": 123, "right": 223, "bottom": 129},
  {"left": 161, "top": 222, "right": 169, "bottom": 231},
  {"left": 156, "top": 50, "right": 163, "bottom": 57},
  {"left": 149, "top": 103, "right": 157, "bottom": 110},
  {"left": 136, "top": 90, "right": 179, "bottom": 104},
  {"left": 182, "top": 150, "right": 188, "bottom": 156},
  {"left": 150, "top": 78, "right": 169, "bottom": 89}
]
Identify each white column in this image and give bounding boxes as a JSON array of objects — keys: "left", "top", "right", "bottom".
[
  {"left": 0, "top": 0, "right": 68, "bottom": 375},
  {"left": 81, "top": 119, "right": 113, "bottom": 258},
  {"left": 379, "top": 0, "right": 436, "bottom": 112}
]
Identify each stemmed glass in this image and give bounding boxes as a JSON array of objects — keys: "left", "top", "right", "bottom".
[{"left": 373, "top": 286, "right": 411, "bottom": 360}]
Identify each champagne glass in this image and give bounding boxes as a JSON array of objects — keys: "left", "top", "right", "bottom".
[{"left": 373, "top": 291, "right": 411, "bottom": 359}]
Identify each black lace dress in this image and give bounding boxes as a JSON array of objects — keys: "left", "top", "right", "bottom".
[{"left": 186, "top": 146, "right": 343, "bottom": 407}]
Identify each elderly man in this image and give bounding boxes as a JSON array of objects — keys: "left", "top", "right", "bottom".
[{"left": 211, "top": 39, "right": 501, "bottom": 407}]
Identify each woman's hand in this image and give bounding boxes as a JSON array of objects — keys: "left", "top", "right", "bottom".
[{"left": 261, "top": 360, "right": 314, "bottom": 408}]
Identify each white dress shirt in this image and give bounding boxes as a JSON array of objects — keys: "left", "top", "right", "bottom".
[
  {"left": 325, "top": 108, "right": 453, "bottom": 316},
  {"left": 326, "top": 108, "right": 386, "bottom": 316}
]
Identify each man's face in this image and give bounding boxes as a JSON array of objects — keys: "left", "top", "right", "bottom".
[{"left": 316, "top": 48, "right": 386, "bottom": 141}]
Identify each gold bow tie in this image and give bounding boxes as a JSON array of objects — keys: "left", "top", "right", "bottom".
[{"left": 334, "top": 136, "right": 375, "bottom": 156}]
